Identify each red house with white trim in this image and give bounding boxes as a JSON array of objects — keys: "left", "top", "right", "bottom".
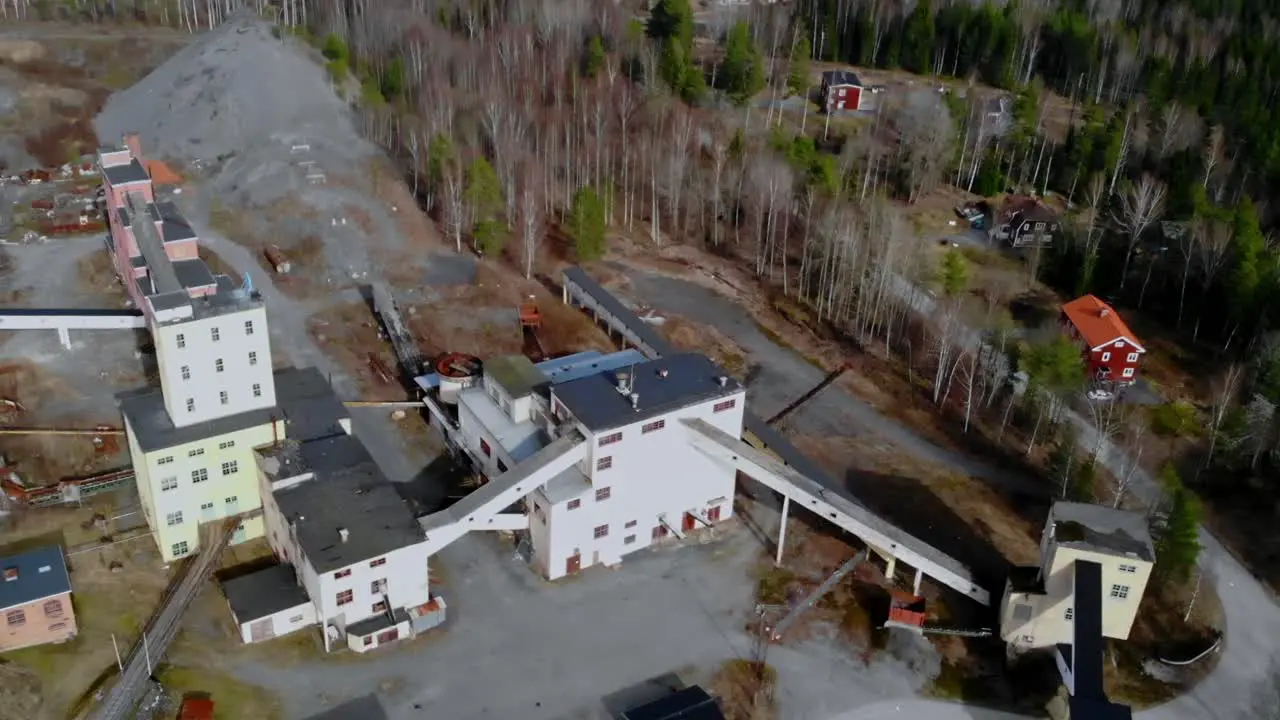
[
  {"left": 821, "top": 70, "right": 864, "bottom": 112},
  {"left": 1060, "top": 295, "right": 1145, "bottom": 386}
]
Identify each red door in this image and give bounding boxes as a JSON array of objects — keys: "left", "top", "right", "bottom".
[
  {"left": 566, "top": 553, "right": 581, "bottom": 575},
  {"left": 682, "top": 513, "right": 697, "bottom": 532},
  {"left": 707, "top": 506, "right": 722, "bottom": 523}
]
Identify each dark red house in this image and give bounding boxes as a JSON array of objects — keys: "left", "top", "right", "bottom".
[
  {"left": 821, "top": 70, "right": 863, "bottom": 112},
  {"left": 1061, "top": 295, "right": 1146, "bottom": 386}
]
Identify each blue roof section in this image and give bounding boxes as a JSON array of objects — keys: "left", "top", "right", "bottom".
[
  {"left": 539, "top": 349, "right": 648, "bottom": 386},
  {"left": 0, "top": 546, "right": 71, "bottom": 611}
]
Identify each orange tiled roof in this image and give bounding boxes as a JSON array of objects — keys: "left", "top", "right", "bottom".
[
  {"left": 144, "top": 159, "right": 183, "bottom": 186},
  {"left": 1061, "top": 295, "right": 1144, "bottom": 352}
]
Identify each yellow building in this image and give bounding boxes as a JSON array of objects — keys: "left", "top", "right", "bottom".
[
  {"left": 1000, "top": 502, "right": 1155, "bottom": 650},
  {"left": 121, "top": 367, "right": 351, "bottom": 563}
]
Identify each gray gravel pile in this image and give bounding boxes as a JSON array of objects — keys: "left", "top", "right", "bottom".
[{"left": 95, "top": 12, "right": 356, "bottom": 165}]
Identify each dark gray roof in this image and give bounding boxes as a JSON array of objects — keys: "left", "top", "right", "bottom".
[
  {"left": 145, "top": 290, "right": 191, "bottom": 312},
  {"left": 552, "top": 353, "right": 741, "bottom": 432},
  {"left": 1006, "top": 564, "right": 1044, "bottom": 594},
  {"left": 119, "top": 366, "right": 350, "bottom": 453},
  {"left": 103, "top": 158, "right": 150, "bottom": 185},
  {"left": 822, "top": 69, "right": 862, "bottom": 87},
  {"left": 1051, "top": 502, "right": 1155, "bottom": 562},
  {"left": 272, "top": 434, "right": 423, "bottom": 573},
  {"left": 171, "top": 259, "right": 216, "bottom": 289},
  {"left": 1070, "top": 560, "right": 1106, "bottom": 699},
  {"left": 150, "top": 201, "right": 197, "bottom": 242},
  {"left": 119, "top": 386, "right": 275, "bottom": 453},
  {"left": 346, "top": 607, "right": 410, "bottom": 638},
  {"left": 305, "top": 695, "right": 390, "bottom": 720},
  {"left": 0, "top": 545, "right": 71, "bottom": 612},
  {"left": 622, "top": 686, "right": 725, "bottom": 720},
  {"left": 485, "top": 355, "right": 547, "bottom": 399},
  {"left": 219, "top": 564, "right": 309, "bottom": 623}
]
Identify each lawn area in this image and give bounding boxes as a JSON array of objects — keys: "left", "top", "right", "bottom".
[{"left": 157, "top": 665, "right": 282, "bottom": 720}]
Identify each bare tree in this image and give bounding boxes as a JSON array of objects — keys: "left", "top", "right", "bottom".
[
  {"left": 893, "top": 90, "right": 955, "bottom": 203},
  {"left": 1176, "top": 220, "right": 1201, "bottom": 327},
  {"left": 1206, "top": 363, "right": 1246, "bottom": 468},
  {"left": 1114, "top": 174, "right": 1167, "bottom": 289},
  {"left": 517, "top": 177, "right": 543, "bottom": 279},
  {"left": 1202, "top": 124, "right": 1226, "bottom": 190},
  {"left": 1193, "top": 217, "right": 1233, "bottom": 341},
  {"left": 1156, "top": 103, "right": 1202, "bottom": 158}
]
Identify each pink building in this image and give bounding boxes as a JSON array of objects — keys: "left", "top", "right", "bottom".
[{"left": 98, "top": 134, "right": 216, "bottom": 315}]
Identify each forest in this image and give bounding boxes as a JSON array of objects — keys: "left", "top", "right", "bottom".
[{"left": 5, "top": 0, "right": 1280, "bottom": 578}]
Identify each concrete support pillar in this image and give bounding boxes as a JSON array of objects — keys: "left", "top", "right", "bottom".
[
  {"left": 562, "top": 285, "right": 567, "bottom": 305},
  {"left": 913, "top": 568, "right": 923, "bottom": 596},
  {"left": 884, "top": 554, "right": 897, "bottom": 582},
  {"left": 57, "top": 327, "right": 71, "bottom": 349},
  {"left": 775, "top": 495, "right": 790, "bottom": 566}
]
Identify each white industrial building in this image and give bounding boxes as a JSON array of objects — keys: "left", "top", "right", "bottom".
[{"left": 419, "top": 350, "right": 746, "bottom": 579}]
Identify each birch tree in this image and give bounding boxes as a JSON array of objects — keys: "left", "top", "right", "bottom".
[{"left": 1114, "top": 174, "right": 1166, "bottom": 290}]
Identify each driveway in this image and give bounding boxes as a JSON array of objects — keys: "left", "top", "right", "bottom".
[{"left": 887, "top": 268, "right": 1280, "bottom": 720}]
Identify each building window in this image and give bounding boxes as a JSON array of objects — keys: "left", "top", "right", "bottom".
[
  {"left": 43, "top": 599, "right": 63, "bottom": 618},
  {"left": 186, "top": 398, "right": 195, "bottom": 413},
  {"left": 249, "top": 351, "right": 258, "bottom": 366},
  {"left": 201, "top": 502, "right": 213, "bottom": 512},
  {"left": 221, "top": 461, "right": 238, "bottom": 475},
  {"left": 210, "top": 326, "right": 220, "bottom": 342},
  {"left": 6, "top": 610, "right": 24, "bottom": 626},
  {"left": 625, "top": 520, "right": 638, "bottom": 528},
  {"left": 1110, "top": 584, "right": 1130, "bottom": 600},
  {"left": 642, "top": 419, "right": 665, "bottom": 434},
  {"left": 336, "top": 589, "right": 353, "bottom": 606},
  {"left": 181, "top": 365, "right": 190, "bottom": 380},
  {"left": 191, "top": 468, "right": 208, "bottom": 483},
  {"left": 172, "top": 541, "right": 189, "bottom": 556},
  {"left": 1064, "top": 607, "right": 1074, "bottom": 620},
  {"left": 166, "top": 511, "right": 184, "bottom": 526},
  {"left": 624, "top": 534, "right": 637, "bottom": 545},
  {"left": 289, "top": 614, "right": 304, "bottom": 623},
  {"left": 652, "top": 525, "right": 669, "bottom": 540},
  {"left": 371, "top": 578, "right": 387, "bottom": 594},
  {"left": 594, "top": 524, "right": 609, "bottom": 539},
  {"left": 220, "top": 390, "right": 229, "bottom": 405},
  {"left": 219, "top": 440, "right": 235, "bottom": 450},
  {"left": 225, "top": 495, "right": 237, "bottom": 505},
  {"left": 160, "top": 476, "right": 178, "bottom": 492},
  {"left": 176, "top": 333, "right": 186, "bottom": 349},
  {"left": 567, "top": 499, "right": 581, "bottom": 511},
  {"left": 596, "top": 456, "right": 612, "bottom": 471},
  {"left": 252, "top": 383, "right": 262, "bottom": 398},
  {"left": 1122, "top": 367, "right": 1135, "bottom": 378},
  {"left": 157, "top": 456, "right": 174, "bottom": 465},
  {"left": 1116, "top": 341, "right": 1125, "bottom": 348},
  {"left": 497, "top": 459, "right": 508, "bottom": 473},
  {"left": 480, "top": 438, "right": 491, "bottom": 457},
  {"left": 1119, "top": 564, "right": 1137, "bottom": 573},
  {"left": 372, "top": 601, "right": 388, "bottom": 613},
  {"left": 1101, "top": 352, "right": 1111, "bottom": 362},
  {"left": 598, "top": 431, "right": 622, "bottom": 447},
  {"left": 714, "top": 399, "right": 737, "bottom": 413},
  {"left": 215, "top": 358, "right": 225, "bottom": 373},
  {"left": 596, "top": 487, "right": 611, "bottom": 501},
  {"left": 244, "top": 320, "right": 254, "bottom": 335},
  {"left": 369, "top": 557, "right": 386, "bottom": 568},
  {"left": 1127, "top": 352, "right": 1139, "bottom": 363},
  {"left": 334, "top": 569, "right": 351, "bottom": 579}
]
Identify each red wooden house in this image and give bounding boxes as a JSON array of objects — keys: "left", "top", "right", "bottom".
[
  {"left": 1060, "top": 295, "right": 1145, "bottom": 386},
  {"left": 820, "top": 70, "right": 864, "bottom": 112}
]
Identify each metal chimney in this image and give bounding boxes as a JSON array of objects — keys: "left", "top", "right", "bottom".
[
  {"left": 718, "top": 376, "right": 728, "bottom": 387},
  {"left": 630, "top": 392, "right": 640, "bottom": 410},
  {"left": 338, "top": 527, "right": 349, "bottom": 544},
  {"left": 616, "top": 371, "right": 631, "bottom": 395}
]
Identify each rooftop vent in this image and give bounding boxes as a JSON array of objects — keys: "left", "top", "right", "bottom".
[
  {"left": 718, "top": 376, "right": 728, "bottom": 388},
  {"left": 338, "top": 527, "right": 349, "bottom": 544},
  {"left": 3, "top": 567, "right": 16, "bottom": 582},
  {"left": 630, "top": 392, "right": 640, "bottom": 410},
  {"left": 1099, "top": 308, "right": 1110, "bottom": 317},
  {"left": 658, "top": 368, "right": 669, "bottom": 378},
  {"left": 37, "top": 565, "right": 50, "bottom": 574},
  {"left": 615, "top": 371, "right": 632, "bottom": 396}
]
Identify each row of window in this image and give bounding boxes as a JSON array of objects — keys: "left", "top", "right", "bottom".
[
  {"left": 5, "top": 599, "right": 63, "bottom": 626},
  {"left": 332, "top": 557, "right": 388, "bottom": 581},
  {"left": 159, "top": 461, "right": 239, "bottom": 491},
  {"left": 174, "top": 320, "right": 255, "bottom": 349},
  {"left": 1099, "top": 351, "right": 1140, "bottom": 363},
  {"left": 566, "top": 486, "right": 612, "bottom": 511},
  {"left": 179, "top": 352, "right": 259, "bottom": 380},
  {"left": 593, "top": 399, "right": 736, "bottom": 449},
  {"left": 184, "top": 384, "right": 263, "bottom": 413},
  {"left": 166, "top": 497, "right": 238, "bottom": 526},
  {"left": 335, "top": 578, "right": 389, "bottom": 607}
]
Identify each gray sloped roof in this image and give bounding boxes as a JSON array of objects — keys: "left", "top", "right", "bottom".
[{"left": 0, "top": 545, "right": 71, "bottom": 612}]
